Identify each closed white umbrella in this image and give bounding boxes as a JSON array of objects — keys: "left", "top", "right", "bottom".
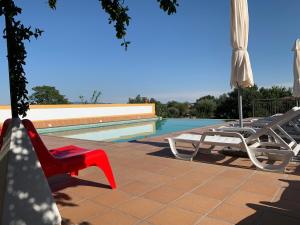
[
  {"left": 230, "top": 0, "right": 254, "bottom": 127},
  {"left": 293, "top": 39, "right": 300, "bottom": 105}
]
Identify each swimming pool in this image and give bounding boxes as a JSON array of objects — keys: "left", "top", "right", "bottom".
[{"left": 43, "top": 118, "right": 225, "bottom": 142}]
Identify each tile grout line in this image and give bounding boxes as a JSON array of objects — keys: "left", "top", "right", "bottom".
[
  {"left": 57, "top": 167, "right": 285, "bottom": 224},
  {"left": 135, "top": 165, "right": 230, "bottom": 225},
  {"left": 193, "top": 169, "right": 258, "bottom": 225},
  {"left": 114, "top": 165, "right": 202, "bottom": 224}
]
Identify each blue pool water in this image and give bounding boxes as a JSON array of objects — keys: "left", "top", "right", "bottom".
[
  {"left": 146, "top": 118, "right": 224, "bottom": 138},
  {"left": 45, "top": 118, "right": 225, "bottom": 142}
]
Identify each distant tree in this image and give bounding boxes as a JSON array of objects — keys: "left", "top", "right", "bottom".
[
  {"left": 167, "top": 107, "right": 180, "bottom": 118},
  {"left": 215, "top": 86, "right": 260, "bottom": 119},
  {"left": 197, "top": 95, "right": 216, "bottom": 101},
  {"left": 29, "top": 85, "right": 69, "bottom": 104},
  {"left": 167, "top": 101, "right": 190, "bottom": 117},
  {"left": 214, "top": 85, "right": 292, "bottom": 119},
  {"left": 129, "top": 86, "right": 293, "bottom": 119},
  {"left": 128, "top": 97, "right": 191, "bottom": 118},
  {"left": 256, "top": 86, "right": 292, "bottom": 116},
  {"left": 128, "top": 95, "right": 168, "bottom": 117},
  {"left": 149, "top": 98, "right": 168, "bottom": 117},
  {"left": 128, "top": 94, "right": 149, "bottom": 103},
  {"left": 259, "top": 86, "right": 292, "bottom": 99},
  {"left": 79, "top": 95, "right": 85, "bottom": 104},
  {"left": 90, "top": 90, "right": 102, "bottom": 104},
  {"left": 79, "top": 90, "right": 102, "bottom": 104},
  {"left": 192, "top": 96, "right": 217, "bottom": 118}
]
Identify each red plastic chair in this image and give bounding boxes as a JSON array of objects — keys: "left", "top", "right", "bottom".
[
  {"left": 22, "top": 119, "right": 116, "bottom": 189},
  {"left": 0, "top": 119, "right": 11, "bottom": 150}
]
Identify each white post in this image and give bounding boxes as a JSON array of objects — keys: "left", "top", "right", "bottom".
[
  {"left": 238, "top": 87, "right": 243, "bottom": 127},
  {"left": 0, "top": 119, "right": 61, "bottom": 225}
]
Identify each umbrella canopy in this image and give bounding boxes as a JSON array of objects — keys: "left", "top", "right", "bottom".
[
  {"left": 230, "top": 0, "right": 254, "bottom": 88},
  {"left": 230, "top": 0, "right": 254, "bottom": 127},
  {"left": 293, "top": 39, "right": 300, "bottom": 98}
]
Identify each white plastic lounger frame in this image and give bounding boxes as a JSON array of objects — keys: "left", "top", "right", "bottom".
[
  {"left": 167, "top": 131, "right": 293, "bottom": 172},
  {"left": 167, "top": 107, "right": 300, "bottom": 172},
  {"left": 216, "top": 107, "right": 300, "bottom": 141}
]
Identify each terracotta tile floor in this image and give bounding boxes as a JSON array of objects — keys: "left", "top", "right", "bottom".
[{"left": 42, "top": 125, "right": 300, "bottom": 225}]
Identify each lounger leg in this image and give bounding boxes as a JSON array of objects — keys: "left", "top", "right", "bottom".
[
  {"left": 167, "top": 138, "right": 195, "bottom": 161},
  {"left": 245, "top": 144, "right": 292, "bottom": 172},
  {"left": 192, "top": 143, "right": 214, "bottom": 154},
  {"left": 97, "top": 153, "right": 117, "bottom": 189}
]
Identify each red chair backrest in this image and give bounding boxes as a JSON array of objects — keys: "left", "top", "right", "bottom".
[
  {"left": 22, "top": 119, "right": 57, "bottom": 165},
  {"left": 0, "top": 119, "right": 12, "bottom": 150}
]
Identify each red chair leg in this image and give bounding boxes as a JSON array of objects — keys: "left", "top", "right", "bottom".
[{"left": 97, "top": 154, "right": 117, "bottom": 189}]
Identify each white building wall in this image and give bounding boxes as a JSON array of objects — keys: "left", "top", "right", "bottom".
[{"left": 0, "top": 104, "right": 155, "bottom": 123}]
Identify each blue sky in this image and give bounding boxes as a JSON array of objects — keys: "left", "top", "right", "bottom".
[{"left": 0, "top": 0, "right": 300, "bottom": 104}]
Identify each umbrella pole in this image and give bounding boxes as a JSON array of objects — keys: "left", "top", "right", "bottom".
[{"left": 238, "top": 87, "right": 243, "bottom": 127}]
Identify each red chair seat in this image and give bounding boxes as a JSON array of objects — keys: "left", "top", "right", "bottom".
[
  {"left": 50, "top": 145, "right": 95, "bottom": 158},
  {"left": 21, "top": 119, "right": 116, "bottom": 189}
]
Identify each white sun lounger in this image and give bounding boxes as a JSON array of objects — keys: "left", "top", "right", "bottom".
[
  {"left": 167, "top": 107, "right": 300, "bottom": 172},
  {"left": 215, "top": 107, "right": 300, "bottom": 140},
  {"left": 229, "top": 114, "right": 283, "bottom": 128}
]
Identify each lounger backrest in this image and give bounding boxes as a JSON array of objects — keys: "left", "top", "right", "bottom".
[
  {"left": 266, "top": 107, "right": 300, "bottom": 128},
  {"left": 246, "top": 107, "right": 300, "bottom": 142},
  {"left": 22, "top": 119, "right": 57, "bottom": 165},
  {"left": 0, "top": 119, "right": 12, "bottom": 150}
]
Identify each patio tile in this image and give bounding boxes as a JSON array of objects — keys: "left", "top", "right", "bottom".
[
  {"left": 278, "top": 187, "right": 300, "bottom": 203},
  {"left": 142, "top": 186, "right": 184, "bottom": 204},
  {"left": 60, "top": 199, "right": 109, "bottom": 224},
  {"left": 127, "top": 159, "right": 167, "bottom": 172},
  {"left": 113, "top": 176, "right": 135, "bottom": 188},
  {"left": 208, "top": 203, "right": 260, "bottom": 224},
  {"left": 147, "top": 206, "right": 201, "bottom": 225},
  {"left": 164, "top": 176, "right": 204, "bottom": 192},
  {"left": 205, "top": 176, "right": 245, "bottom": 188},
  {"left": 52, "top": 191, "right": 83, "bottom": 211},
  {"left": 225, "top": 190, "right": 271, "bottom": 207},
  {"left": 139, "top": 172, "right": 173, "bottom": 185},
  {"left": 79, "top": 167, "right": 105, "bottom": 180},
  {"left": 281, "top": 176, "right": 300, "bottom": 189},
  {"left": 117, "top": 197, "right": 163, "bottom": 219},
  {"left": 259, "top": 211, "right": 300, "bottom": 225},
  {"left": 77, "top": 166, "right": 100, "bottom": 176},
  {"left": 171, "top": 193, "right": 221, "bottom": 214},
  {"left": 225, "top": 158, "right": 255, "bottom": 169},
  {"left": 269, "top": 188, "right": 300, "bottom": 218},
  {"left": 116, "top": 168, "right": 156, "bottom": 180},
  {"left": 88, "top": 209, "right": 139, "bottom": 225},
  {"left": 197, "top": 217, "right": 233, "bottom": 225},
  {"left": 239, "top": 179, "right": 281, "bottom": 197},
  {"left": 155, "top": 166, "right": 193, "bottom": 177},
  {"left": 63, "top": 183, "right": 110, "bottom": 199},
  {"left": 182, "top": 169, "right": 218, "bottom": 182},
  {"left": 91, "top": 190, "right": 133, "bottom": 207},
  {"left": 217, "top": 168, "right": 252, "bottom": 180},
  {"left": 136, "top": 221, "right": 154, "bottom": 225},
  {"left": 192, "top": 182, "right": 235, "bottom": 200},
  {"left": 250, "top": 171, "right": 285, "bottom": 183},
  {"left": 119, "top": 181, "right": 158, "bottom": 196},
  {"left": 43, "top": 126, "right": 300, "bottom": 224},
  {"left": 286, "top": 173, "right": 300, "bottom": 180},
  {"left": 270, "top": 199, "right": 300, "bottom": 218}
]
